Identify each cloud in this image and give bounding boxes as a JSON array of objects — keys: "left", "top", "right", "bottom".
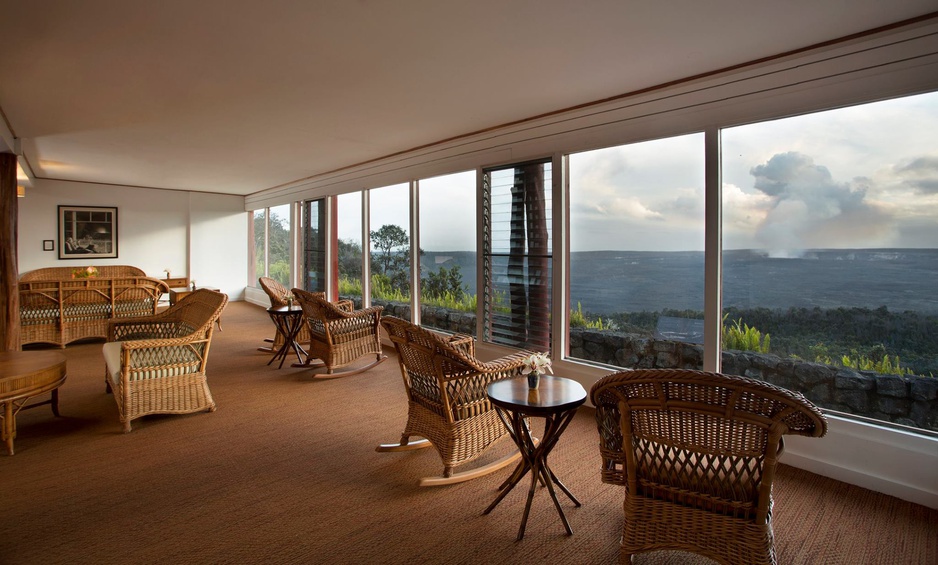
[
  {"left": 893, "top": 155, "right": 938, "bottom": 194},
  {"left": 749, "top": 151, "right": 894, "bottom": 253}
]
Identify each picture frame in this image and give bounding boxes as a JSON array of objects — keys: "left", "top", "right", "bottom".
[
  {"left": 43, "top": 239, "right": 54, "bottom": 251},
  {"left": 58, "top": 205, "right": 118, "bottom": 259}
]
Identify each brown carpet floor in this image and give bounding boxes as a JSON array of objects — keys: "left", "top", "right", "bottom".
[{"left": 1, "top": 301, "right": 935, "bottom": 564}]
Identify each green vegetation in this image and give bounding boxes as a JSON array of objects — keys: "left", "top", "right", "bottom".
[
  {"left": 722, "top": 314, "right": 771, "bottom": 353},
  {"left": 338, "top": 273, "right": 477, "bottom": 312},
  {"left": 570, "top": 302, "right": 616, "bottom": 330},
  {"left": 810, "top": 343, "right": 913, "bottom": 376},
  {"left": 254, "top": 211, "right": 291, "bottom": 286}
]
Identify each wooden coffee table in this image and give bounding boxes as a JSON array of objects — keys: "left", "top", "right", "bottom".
[{"left": 0, "top": 350, "right": 67, "bottom": 455}]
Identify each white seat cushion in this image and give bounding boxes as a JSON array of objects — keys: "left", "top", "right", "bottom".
[{"left": 102, "top": 341, "right": 123, "bottom": 387}]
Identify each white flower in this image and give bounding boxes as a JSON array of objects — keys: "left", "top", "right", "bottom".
[{"left": 520, "top": 352, "right": 552, "bottom": 375}]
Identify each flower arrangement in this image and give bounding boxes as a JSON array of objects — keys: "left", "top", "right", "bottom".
[
  {"left": 520, "top": 351, "right": 552, "bottom": 376},
  {"left": 71, "top": 266, "right": 98, "bottom": 279}
]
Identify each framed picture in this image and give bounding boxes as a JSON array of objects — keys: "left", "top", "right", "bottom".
[
  {"left": 58, "top": 205, "right": 118, "bottom": 259},
  {"left": 43, "top": 240, "right": 54, "bottom": 251}
]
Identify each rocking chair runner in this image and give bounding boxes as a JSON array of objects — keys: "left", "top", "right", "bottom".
[
  {"left": 591, "top": 368, "right": 827, "bottom": 565},
  {"left": 291, "top": 288, "right": 386, "bottom": 376},
  {"left": 377, "top": 316, "right": 534, "bottom": 486}
]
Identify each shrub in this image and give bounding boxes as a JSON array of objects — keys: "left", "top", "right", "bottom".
[{"left": 722, "top": 314, "right": 770, "bottom": 353}]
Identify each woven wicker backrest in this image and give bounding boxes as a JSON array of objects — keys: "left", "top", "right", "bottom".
[
  {"left": 293, "top": 289, "right": 349, "bottom": 321},
  {"left": 164, "top": 289, "right": 228, "bottom": 338},
  {"left": 381, "top": 316, "right": 508, "bottom": 422},
  {"left": 591, "top": 369, "right": 826, "bottom": 522},
  {"left": 258, "top": 277, "right": 292, "bottom": 308},
  {"left": 19, "top": 265, "right": 147, "bottom": 281},
  {"left": 290, "top": 288, "right": 329, "bottom": 331}
]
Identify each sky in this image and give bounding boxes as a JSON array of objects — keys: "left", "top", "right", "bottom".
[{"left": 335, "top": 91, "right": 938, "bottom": 253}]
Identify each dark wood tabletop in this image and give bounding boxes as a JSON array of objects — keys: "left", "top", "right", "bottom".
[{"left": 487, "top": 375, "right": 587, "bottom": 416}]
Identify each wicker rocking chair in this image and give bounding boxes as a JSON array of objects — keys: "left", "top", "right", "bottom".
[
  {"left": 258, "top": 276, "right": 311, "bottom": 352},
  {"left": 291, "top": 288, "right": 386, "bottom": 377},
  {"left": 103, "top": 289, "right": 228, "bottom": 433},
  {"left": 377, "top": 316, "right": 534, "bottom": 486},
  {"left": 590, "top": 368, "right": 827, "bottom": 565}
]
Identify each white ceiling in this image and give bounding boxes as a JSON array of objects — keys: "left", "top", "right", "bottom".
[{"left": 2, "top": 1, "right": 936, "bottom": 196}]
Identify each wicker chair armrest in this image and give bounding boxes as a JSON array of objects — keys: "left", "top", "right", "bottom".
[
  {"left": 323, "top": 308, "right": 381, "bottom": 340},
  {"left": 335, "top": 299, "right": 355, "bottom": 312},
  {"left": 119, "top": 333, "right": 208, "bottom": 350},
  {"left": 592, "top": 398, "right": 627, "bottom": 485},
  {"left": 472, "top": 350, "right": 531, "bottom": 374},
  {"left": 447, "top": 333, "right": 475, "bottom": 357},
  {"left": 325, "top": 304, "right": 383, "bottom": 321}
]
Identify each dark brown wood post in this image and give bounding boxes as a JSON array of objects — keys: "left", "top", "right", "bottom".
[{"left": 0, "top": 152, "right": 20, "bottom": 351}]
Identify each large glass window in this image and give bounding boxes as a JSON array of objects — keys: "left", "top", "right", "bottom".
[
  {"left": 418, "top": 171, "right": 476, "bottom": 334},
  {"left": 251, "top": 205, "right": 292, "bottom": 288},
  {"left": 721, "top": 92, "right": 938, "bottom": 433},
  {"left": 337, "top": 192, "right": 363, "bottom": 303},
  {"left": 251, "top": 209, "right": 266, "bottom": 286},
  {"left": 369, "top": 183, "right": 412, "bottom": 306},
  {"left": 303, "top": 199, "right": 326, "bottom": 293},
  {"left": 568, "top": 134, "right": 706, "bottom": 367},
  {"left": 267, "top": 204, "right": 292, "bottom": 287},
  {"left": 482, "top": 160, "right": 552, "bottom": 351}
]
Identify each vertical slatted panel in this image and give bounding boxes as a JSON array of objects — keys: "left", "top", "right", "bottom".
[{"left": 482, "top": 159, "right": 552, "bottom": 350}]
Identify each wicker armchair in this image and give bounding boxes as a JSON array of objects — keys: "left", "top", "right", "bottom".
[
  {"left": 291, "top": 288, "right": 386, "bottom": 376},
  {"left": 377, "top": 316, "right": 534, "bottom": 486},
  {"left": 102, "top": 289, "right": 228, "bottom": 432},
  {"left": 590, "top": 368, "right": 827, "bottom": 565},
  {"left": 258, "top": 276, "right": 311, "bottom": 351}
]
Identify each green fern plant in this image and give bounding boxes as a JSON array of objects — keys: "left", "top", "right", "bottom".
[
  {"left": 840, "top": 352, "right": 911, "bottom": 376},
  {"left": 570, "top": 302, "right": 614, "bottom": 330},
  {"left": 722, "top": 314, "right": 770, "bottom": 353}
]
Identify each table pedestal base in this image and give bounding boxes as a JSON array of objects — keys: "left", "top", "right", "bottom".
[{"left": 483, "top": 406, "right": 581, "bottom": 540}]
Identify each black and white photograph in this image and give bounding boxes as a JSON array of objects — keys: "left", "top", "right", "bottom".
[{"left": 57, "top": 205, "right": 118, "bottom": 259}]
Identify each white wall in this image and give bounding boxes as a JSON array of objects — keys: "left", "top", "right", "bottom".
[
  {"left": 17, "top": 179, "right": 248, "bottom": 299},
  {"left": 189, "top": 191, "right": 248, "bottom": 300}
]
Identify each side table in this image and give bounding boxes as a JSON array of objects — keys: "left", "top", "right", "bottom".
[
  {"left": 484, "top": 375, "right": 587, "bottom": 540},
  {"left": 0, "top": 351, "right": 68, "bottom": 455},
  {"left": 267, "top": 305, "right": 306, "bottom": 369}
]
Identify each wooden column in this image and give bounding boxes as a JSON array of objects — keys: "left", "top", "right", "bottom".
[{"left": 0, "top": 152, "right": 20, "bottom": 351}]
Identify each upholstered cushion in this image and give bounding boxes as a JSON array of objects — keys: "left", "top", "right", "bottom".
[{"left": 102, "top": 341, "right": 124, "bottom": 387}]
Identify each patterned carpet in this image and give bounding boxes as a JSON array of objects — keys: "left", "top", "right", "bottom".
[{"left": 1, "top": 301, "right": 935, "bottom": 564}]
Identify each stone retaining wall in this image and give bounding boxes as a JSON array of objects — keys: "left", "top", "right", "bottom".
[
  {"left": 358, "top": 299, "right": 938, "bottom": 432},
  {"left": 570, "top": 327, "right": 938, "bottom": 433}
]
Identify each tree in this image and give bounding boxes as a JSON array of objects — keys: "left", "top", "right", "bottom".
[
  {"left": 370, "top": 224, "right": 409, "bottom": 277},
  {"left": 423, "top": 265, "right": 465, "bottom": 300},
  {"left": 369, "top": 224, "right": 423, "bottom": 295},
  {"left": 337, "top": 238, "right": 363, "bottom": 282}
]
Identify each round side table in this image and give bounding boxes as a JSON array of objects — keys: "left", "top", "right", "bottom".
[
  {"left": 483, "top": 375, "right": 587, "bottom": 540},
  {"left": 0, "top": 351, "right": 68, "bottom": 455}
]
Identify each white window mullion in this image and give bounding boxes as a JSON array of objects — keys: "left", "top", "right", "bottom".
[
  {"left": 410, "top": 180, "right": 421, "bottom": 325},
  {"left": 361, "top": 190, "right": 371, "bottom": 307},
  {"left": 703, "top": 127, "right": 722, "bottom": 373}
]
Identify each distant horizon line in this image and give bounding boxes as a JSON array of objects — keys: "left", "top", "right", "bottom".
[{"left": 418, "top": 247, "right": 938, "bottom": 254}]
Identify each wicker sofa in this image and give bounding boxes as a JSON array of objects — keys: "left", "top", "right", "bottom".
[{"left": 18, "top": 265, "right": 169, "bottom": 347}]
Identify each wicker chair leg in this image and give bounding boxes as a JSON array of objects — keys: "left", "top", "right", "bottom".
[{"left": 122, "top": 420, "right": 132, "bottom": 433}]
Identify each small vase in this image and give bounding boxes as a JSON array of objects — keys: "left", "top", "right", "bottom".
[{"left": 527, "top": 372, "right": 540, "bottom": 389}]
